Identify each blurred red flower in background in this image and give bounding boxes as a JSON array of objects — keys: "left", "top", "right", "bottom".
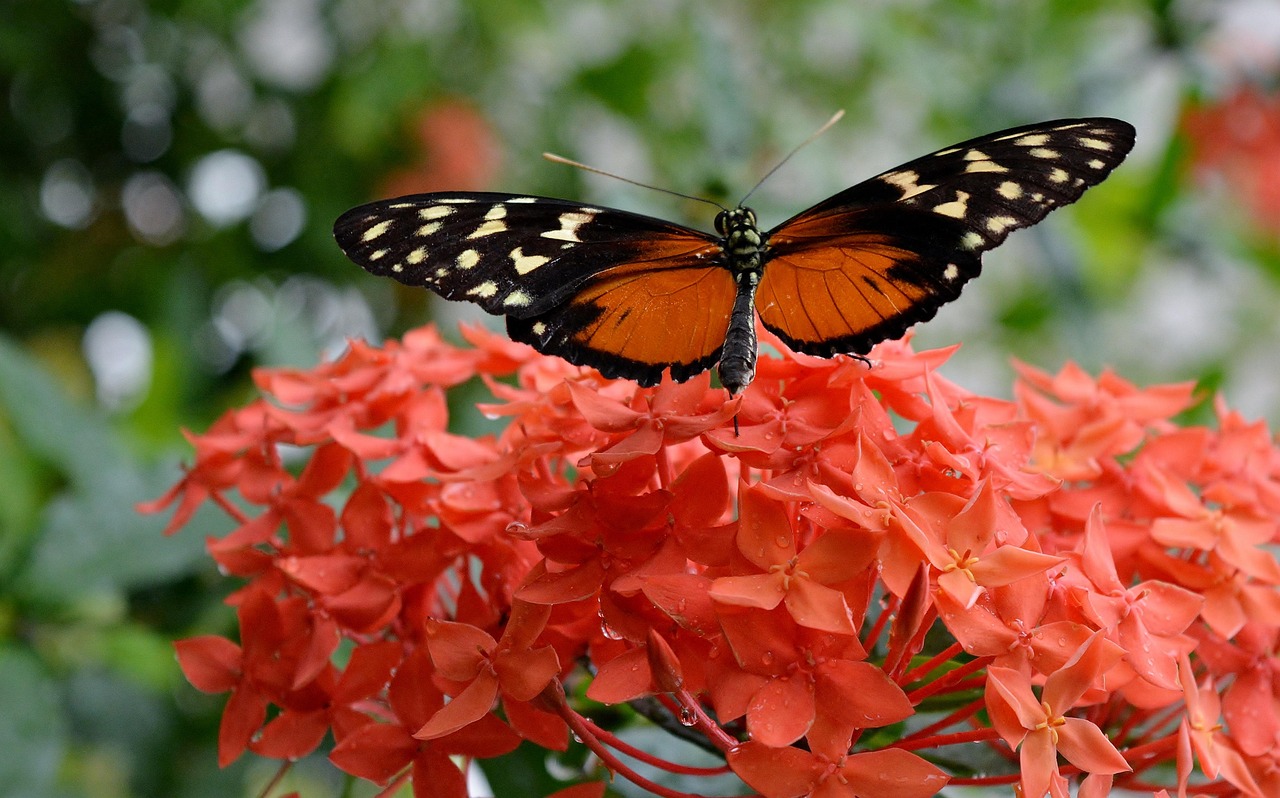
[
  {"left": 1183, "top": 87, "right": 1280, "bottom": 233},
  {"left": 379, "top": 99, "right": 501, "bottom": 198},
  {"left": 144, "top": 322, "right": 1280, "bottom": 798}
]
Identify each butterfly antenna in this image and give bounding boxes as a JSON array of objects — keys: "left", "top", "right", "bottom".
[
  {"left": 738, "top": 109, "right": 845, "bottom": 207},
  {"left": 543, "top": 152, "right": 728, "bottom": 212}
]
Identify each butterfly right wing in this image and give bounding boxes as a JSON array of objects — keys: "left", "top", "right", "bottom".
[
  {"left": 756, "top": 118, "right": 1135, "bottom": 358},
  {"left": 334, "top": 192, "right": 734, "bottom": 386}
]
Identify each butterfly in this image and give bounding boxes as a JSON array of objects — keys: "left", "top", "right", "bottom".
[{"left": 334, "top": 118, "right": 1134, "bottom": 395}]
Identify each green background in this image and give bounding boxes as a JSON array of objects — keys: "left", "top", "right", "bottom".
[{"left": 2, "top": 0, "right": 1277, "bottom": 795}]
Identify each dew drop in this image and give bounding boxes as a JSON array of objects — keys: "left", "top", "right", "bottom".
[
  {"left": 505, "top": 521, "right": 529, "bottom": 536},
  {"left": 678, "top": 707, "right": 697, "bottom": 726}
]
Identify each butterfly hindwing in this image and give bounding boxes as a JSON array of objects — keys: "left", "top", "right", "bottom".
[
  {"left": 508, "top": 254, "right": 737, "bottom": 386},
  {"left": 334, "top": 192, "right": 733, "bottom": 386},
  {"left": 758, "top": 117, "right": 1135, "bottom": 356}
]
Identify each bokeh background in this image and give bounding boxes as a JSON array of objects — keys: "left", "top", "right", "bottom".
[{"left": 3, "top": 0, "right": 1280, "bottom": 795}]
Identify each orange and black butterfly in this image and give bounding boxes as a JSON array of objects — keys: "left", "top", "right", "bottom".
[{"left": 334, "top": 118, "right": 1134, "bottom": 395}]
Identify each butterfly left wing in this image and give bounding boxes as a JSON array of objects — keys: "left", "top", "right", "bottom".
[
  {"left": 757, "top": 118, "right": 1135, "bottom": 357},
  {"left": 334, "top": 193, "right": 734, "bottom": 387}
]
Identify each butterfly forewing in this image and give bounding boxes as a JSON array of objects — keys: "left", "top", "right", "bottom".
[
  {"left": 758, "top": 118, "right": 1134, "bottom": 355},
  {"left": 334, "top": 192, "right": 733, "bottom": 385}
]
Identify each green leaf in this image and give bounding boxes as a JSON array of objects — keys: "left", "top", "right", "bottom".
[
  {"left": 0, "top": 334, "right": 121, "bottom": 490},
  {"left": 0, "top": 335, "right": 211, "bottom": 602},
  {"left": 0, "top": 646, "right": 66, "bottom": 798},
  {"left": 17, "top": 460, "right": 213, "bottom": 603}
]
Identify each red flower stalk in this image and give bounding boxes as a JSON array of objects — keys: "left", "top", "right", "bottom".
[{"left": 145, "top": 323, "right": 1280, "bottom": 798}]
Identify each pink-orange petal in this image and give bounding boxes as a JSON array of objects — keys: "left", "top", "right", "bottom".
[
  {"left": 413, "top": 669, "right": 500, "bottom": 740},
  {"left": 737, "top": 484, "right": 796, "bottom": 568},
  {"left": 425, "top": 620, "right": 495, "bottom": 679},
  {"left": 747, "top": 676, "right": 815, "bottom": 747},
  {"left": 1055, "top": 717, "right": 1132, "bottom": 775},
  {"left": 838, "top": 748, "right": 951, "bottom": 798},
  {"left": 728, "top": 742, "right": 819, "bottom": 798},
  {"left": 174, "top": 636, "right": 242, "bottom": 693},
  {"left": 709, "top": 574, "right": 787, "bottom": 610},
  {"left": 783, "top": 580, "right": 855, "bottom": 634},
  {"left": 495, "top": 644, "right": 560, "bottom": 701},
  {"left": 586, "top": 647, "right": 652, "bottom": 704},
  {"left": 1018, "top": 730, "right": 1059, "bottom": 798},
  {"left": 329, "top": 721, "right": 417, "bottom": 783}
]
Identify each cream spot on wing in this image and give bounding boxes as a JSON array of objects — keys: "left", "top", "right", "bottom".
[
  {"left": 439, "top": 197, "right": 475, "bottom": 204},
  {"left": 1087, "top": 159, "right": 1106, "bottom": 169},
  {"left": 965, "top": 159, "right": 1007, "bottom": 173},
  {"left": 416, "top": 221, "right": 443, "bottom": 237},
  {"left": 943, "top": 263, "right": 960, "bottom": 281},
  {"left": 388, "top": 202, "right": 414, "bottom": 209},
  {"left": 1078, "top": 137, "right": 1112, "bottom": 151},
  {"left": 1054, "top": 122, "right": 1088, "bottom": 130},
  {"left": 541, "top": 209, "right": 598, "bottom": 243},
  {"left": 362, "top": 220, "right": 392, "bottom": 241},
  {"left": 961, "top": 231, "right": 984, "bottom": 250},
  {"left": 987, "top": 216, "right": 1018, "bottom": 234},
  {"left": 963, "top": 149, "right": 987, "bottom": 161},
  {"left": 369, "top": 249, "right": 388, "bottom": 260},
  {"left": 1049, "top": 167, "right": 1070, "bottom": 183},
  {"left": 880, "top": 170, "right": 937, "bottom": 199},
  {"left": 1029, "top": 148, "right": 1060, "bottom": 160},
  {"left": 467, "top": 281, "right": 498, "bottom": 298},
  {"left": 419, "top": 206, "right": 455, "bottom": 220},
  {"left": 997, "top": 181, "right": 1023, "bottom": 199},
  {"left": 933, "top": 191, "right": 970, "bottom": 219},
  {"left": 507, "top": 197, "right": 538, "bottom": 203},
  {"left": 435, "top": 267, "right": 448, "bottom": 277},
  {"left": 1014, "top": 133, "right": 1050, "bottom": 146},
  {"left": 935, "top": 146, "right": 961, "bottom": 155},
  {"left": 391, "top": 263, "right": 404, "bottom": 273},
  {"left": 456, "top": 249, "right": 480, "bottom": 269},
  {"left": 484, "top": 204, "right": 507, "bottom": 221},
  {"left": 469, "top": 219, "right": 507, "bottom": 238},
  {"left": 510, "top": 247, "right": 550, "bottom": 275},
  {"left": 407, "top": 247, "right": 427, "bottom": 264},
  {"left": 531, "top": 321, "right": 547, "bottom": 336},
  {"left": 503, "top": 289, "right": 531, "bottom": 307}
]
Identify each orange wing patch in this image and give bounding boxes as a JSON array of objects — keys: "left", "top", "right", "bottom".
[
  {"left": 567, "top": 262, "right": 736, "bottom": 367},
  {"left": 507, "top": 237, "right": 737, "bottom": 386},
  {"left": 758, "top": 217, "right": 978, "bottom": 358}
]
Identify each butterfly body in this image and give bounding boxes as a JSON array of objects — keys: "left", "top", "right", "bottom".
[
  {"left": 714, "top": 206, "right": 767, "bottom": 394},
  {"left": 335, "top": 118, "right": 1135, "bottom": 394}
]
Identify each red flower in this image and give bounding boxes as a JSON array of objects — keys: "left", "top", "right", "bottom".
[
  {"left": 415, "top": 600, "right": 563, "bottom": 743},
  {"left": 1183, "top": 87, "right": 1280, "bottom": 232},
  {"left": 985, "top": 633, "right": 1132, "bottom": 798},
  {"left": 146, "top": 320, "right": 1280, "bottom": 798}
]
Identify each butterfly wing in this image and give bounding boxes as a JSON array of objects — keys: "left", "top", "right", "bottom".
[
  {"left": 334, "top": 193, "right": 732, "bottom": 386},
  {"left": 757, "top": 118, "right": 1135, "bottom": 357}
]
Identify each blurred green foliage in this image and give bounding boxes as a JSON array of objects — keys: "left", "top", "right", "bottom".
[{"left": 2, "top": 0, "right": 1278, "bottom": 795}]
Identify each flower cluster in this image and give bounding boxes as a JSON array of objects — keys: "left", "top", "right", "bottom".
[{"left": 144, "top": 322, "right": 1280, "bottom": 798}]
